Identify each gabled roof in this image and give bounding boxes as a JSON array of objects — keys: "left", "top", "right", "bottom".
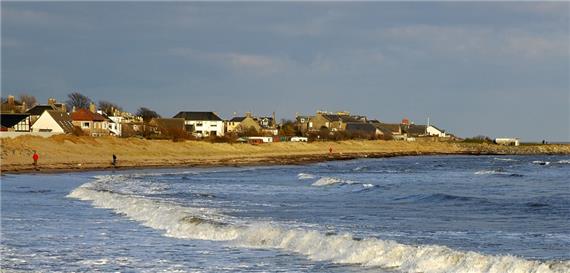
[
  {"left": 373, "top": 123, "right": 402, "bottom": 133},
  {"left": 26, "top": 105, "right": 56, "bottom": 116},
  {"left": 404, "top": 124, "right": 428, "bottom": 136},
  {"left": 173, "top": 111, "right": 222, "bottom": 121},
  {"left": 229, "top": 117, "right": 246, "bottom": 122},
  {"left": 149, "top": 118, "right": 185, "bottom": 130},
  {"left": 45, "top": 110, "right": 75, "bottom": 133},
  {"left": 321, "top": 114, "right": 363, "bottom": 123},
  {"left": 71, "top": 109, "right": 107, "bottom": 121},
  {"left": 345, "top": 122, "right": 377, "bottom": 133},
  {"left": 1, "top": 113, "right": 29, "bottom": 128}
]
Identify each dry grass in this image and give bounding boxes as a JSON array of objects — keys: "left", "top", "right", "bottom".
[{"left": 1, "top": 135, "right": 568, "bottom": 173}]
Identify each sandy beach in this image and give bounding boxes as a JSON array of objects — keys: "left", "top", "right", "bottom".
[{"left": 1, "top": 135, "right": 569, "bottom": 174}]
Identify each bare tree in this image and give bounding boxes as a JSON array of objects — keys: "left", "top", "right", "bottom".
[
  {"left": 98, "top": 100, "right": 123, "bottom": 116},
  {"left": 19, "top": 94, "right": 37, "bottom": 108},
  {"left": 136, "top": 107, "right": 161, "bottom": 122},
  {"left": 67, "top": 92, "right": 92, "bottom": 110}
]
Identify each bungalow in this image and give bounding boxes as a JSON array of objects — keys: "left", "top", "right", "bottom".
[
  {"left": 173, "top": 111, "right": 224, "bottom": 137},
  {"left": 26, "top": 104, "right": 57, "bottom": 125},
  {"left": 345, "top": 122, "right": 380, "bottom": 139},
  {"left": 31, "top": 110, "right": 75, "bottom": 134},
  {"left": 71, "top": 109, "right": 111, "bottom": 136},
  {"left": 403, "top": 124, "right": 447, "bottom": 138},
  {"left": 0, "top": 113, "right": 31, "bottom": 132}
]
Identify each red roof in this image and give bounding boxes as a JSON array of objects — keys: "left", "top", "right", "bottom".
[{"left": 71, "top": 109, "right": 107, "bottom": 121}]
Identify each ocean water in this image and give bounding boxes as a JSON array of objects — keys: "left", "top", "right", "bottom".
[{"left": 1, "top": 155, "right": 570, "bottom": 273}]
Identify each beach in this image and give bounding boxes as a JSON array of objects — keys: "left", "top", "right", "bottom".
[
  {"left": 3, "top": 155, "right": 570, "bottom": 272},
  {"left": 1, "top": 135, "right": 569, "bottom": 173}
]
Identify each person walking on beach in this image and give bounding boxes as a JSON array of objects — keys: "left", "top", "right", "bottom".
[
  {"left": 32, "top": 151, "right": 39, "bottom": 170},
  {"left": 112, "top": 154, "right": 117, "bottom": 167},
  {"left": 329, "top": 146, "right": 333, "bottom": 154}
]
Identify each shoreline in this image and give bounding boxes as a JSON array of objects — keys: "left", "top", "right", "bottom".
[
  {"left": 2, "top": 135, "right": 569, "bottom": 175},
  {"left": 1, "top": 150, "right": 564, "bottom": 175}
]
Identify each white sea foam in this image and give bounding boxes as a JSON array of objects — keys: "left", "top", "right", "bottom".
[
  {"left": 362, "top": 184, "right": 375, "bottom": 188},
  {"left": 532, "top": 161, "right": 550, "bottom": 165},
  {"left": 474, "top": 170, "right": 501, "bottom": 175},
  {"left": 68, "top": 179, "right": 570, "bottom": 273},
  {"left": 493, "top": 158, "right": 518, "bottom": 162},
  {"left": 556, "top": 159, "right": 570, "bottom": 164},
  {"left": 297, "top": 173, "right": 316, "bottom": 180},
  {"left": 311, "top": 177, "right": 355, "bottom": 187}
]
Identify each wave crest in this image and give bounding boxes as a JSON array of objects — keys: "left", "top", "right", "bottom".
[{"left": 68, "top": 179, "right": 570, "bottom": 273}]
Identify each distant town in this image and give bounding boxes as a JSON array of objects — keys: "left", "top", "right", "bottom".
[{"left": 0, "top": 92, "right": 519, "bottom": 146}]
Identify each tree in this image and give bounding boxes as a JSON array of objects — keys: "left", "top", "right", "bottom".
[
  {"left": 278, "top": 119, "right": 297, "bottom": 136},
  {"left": 19, "top": 94, "right": 37, "bottom": 108},
  {"left": 98, "top": 100, "right": 123, "bottom": 116},
  {"left": 136, "top": 107, "right": 161, "bottom": 122},
  {"left": 67, "top": 92, "right": 92, "bottom": 110}
]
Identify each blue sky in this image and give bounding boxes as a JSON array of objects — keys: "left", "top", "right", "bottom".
[{"left": 2, "top": 2, "right": 569, "bottom": 141}]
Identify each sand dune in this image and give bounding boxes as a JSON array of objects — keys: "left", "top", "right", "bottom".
[{"left": 1, "top": 135, "right": 568, "bottom": 173}]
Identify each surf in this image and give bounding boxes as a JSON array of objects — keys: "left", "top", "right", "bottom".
[{"left": 68, "top": 177, "right": 570, "bottom": 273}]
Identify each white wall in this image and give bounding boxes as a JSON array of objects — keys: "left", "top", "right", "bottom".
[
  {"left": 426, "top": 126, "right": 446, "bottom": 137},
  {"left": 31, "top": 112, "right": 65, "bottom": 133},
  {"left": 185, "top": 120, "right": 225, "bottom": 137}
]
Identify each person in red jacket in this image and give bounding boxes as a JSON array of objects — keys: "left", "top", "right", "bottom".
[{"left": 32, "top": 151, "right": 39, "bottom": 170}]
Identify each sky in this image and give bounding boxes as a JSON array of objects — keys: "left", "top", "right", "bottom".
[{"left": 2, "top": 2, "right": 569, "bottom": 141}]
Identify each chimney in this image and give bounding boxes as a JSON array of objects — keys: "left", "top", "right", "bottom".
[
  {"left": 48, "top": 98, "right": 56, "bottom": 105},
  {"left": 89, "top": 102, "right": 96, "bottom": 113},
  {"left": 72, "top": 106, "right": 76, "bottom": 113},
  {"left": 272, "top": 111, "right": 276, "bottom": 127}
]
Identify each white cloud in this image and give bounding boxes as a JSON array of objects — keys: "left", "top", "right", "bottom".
[
  {"left": 378, "top": 24, "right": 569, "bottom": 60},
  {"left": 168, "top": 48, "right": 292, "bottom": 73}
]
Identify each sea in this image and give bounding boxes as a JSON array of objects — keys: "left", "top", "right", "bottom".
[{"left": 1, "top": 155, "right": 569, "bottom": 273}]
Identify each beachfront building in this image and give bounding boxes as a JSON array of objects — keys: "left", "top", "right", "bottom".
[
  {"left": 308, "top": 111, "right": 367, "bottom": 132},
  {"left": 71, "top": 108, "right": 111, "bottom": 136},
  {"left": 26, "top": 104, "right": 57, "bottom": 125},
  {"left": 426, "top": 125, "right": 447, "bottom": 137},
  {"left": 0, "top": 113, "right": 31, "bottom": 132},
  {"left": 31, "top": 110, "right": 75, "bottom": 134},
  {"left": 173, "top": 111, "right": 224, "bottom": 137},
  {"left": 226, "top": 114, "right": 261, "bottom": 135},
  {"left": 345, "top": 122, "right": 380, "bottom": 139}
]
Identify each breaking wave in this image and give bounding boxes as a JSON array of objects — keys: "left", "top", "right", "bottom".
[
  {"left": 297, "top": 173, "right": 316, "bottom": 180},
  {"left": 68, "top": 179, "right": 570, "bottom": 273},
  {"left": 493, "top": 158, "right": 518, "bottom": 162},
  {"left": 556, "top": 160, "right": 570, "bottom": 164},
  {"left": 532, "top": 161, "right": 550, "bottom": 166},
  {"left": 474, "top": 169, "right": 523, "bottom": 177},
  {"left": 311, "top": 177, "right": 356, "bottom": 187}
]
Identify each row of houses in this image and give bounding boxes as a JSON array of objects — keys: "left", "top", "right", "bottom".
[{"left": 1, "top": 95, "right": 452, "bottom": 140}]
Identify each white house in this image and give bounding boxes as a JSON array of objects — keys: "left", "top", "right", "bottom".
[
  {"left": 426, "top": 125, "right": 447, "bottom": 137},
  {"left": 495, "top": 138, "right": 520, "bottom": 146},
  {"left": 31, "top": 110, "right": 75, "bottom": 134},
  {"left": 173, "top": 111, "right": 225, "bottom": 137}
]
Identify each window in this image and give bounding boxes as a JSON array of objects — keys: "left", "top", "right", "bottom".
[
  {"left": 211, "top": 124, "right": 217, "bottom": 127},
  {"left": 82, "top": 122, "right": 90, "bottom": 128}
]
